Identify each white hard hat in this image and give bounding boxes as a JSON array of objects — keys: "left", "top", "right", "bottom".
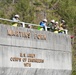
[
  {"left": 43, "top": 19, "right": 47, "bottom": 22},
  {"left": 51, "top": 20, "right": 55, "bottom": 23},
  {"left": 15, "top": 14, "right": 19, "bottom": 18},
  {"left": 61, "top": 20, "right": 65, "bottom": 23},
  {"left": 55, "top": 21, "right": 58, "bottom": 24}
]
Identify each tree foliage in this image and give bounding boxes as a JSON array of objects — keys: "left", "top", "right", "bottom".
[{"left": 57, "top": 0, "right": 76, "bottom": 27}]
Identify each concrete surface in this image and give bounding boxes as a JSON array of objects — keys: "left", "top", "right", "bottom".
[{"left": 0, "top": 24, "right": 72, "bottom": 75}]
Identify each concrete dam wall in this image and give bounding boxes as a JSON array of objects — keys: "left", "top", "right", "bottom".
[{"left": 0, "top": 24, "right": 72, "bottom": 75}]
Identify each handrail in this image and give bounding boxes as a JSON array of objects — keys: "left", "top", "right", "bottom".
[
  {"left": 0, "top": 18, "right": 40, "bottom": 28},
  {"left": 0, "top": 18, "right": 69, "bottom": 34}
]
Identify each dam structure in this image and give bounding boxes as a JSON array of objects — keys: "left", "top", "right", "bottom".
[{"left": 0, "top": 24, "right": 72, "bottom": 75}]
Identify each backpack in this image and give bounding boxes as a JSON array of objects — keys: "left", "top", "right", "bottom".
[{"left": 40, "top": 22, "right": 45, "bottom": 27}]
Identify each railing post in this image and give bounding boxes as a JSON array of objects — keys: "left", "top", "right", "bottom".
[{"left": 21, "top": 22, "right": 25, "bottom": 28}]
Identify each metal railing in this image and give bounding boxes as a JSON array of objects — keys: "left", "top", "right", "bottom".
[
  {"left": 0, "top": 18, "right": 40, "bottom": 28},
  {"left": 0, "top": 18, "right": 69, "bottom": 34}
]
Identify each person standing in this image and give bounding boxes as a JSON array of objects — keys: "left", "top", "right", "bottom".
[
  {"left": 54, "top": 21, "right": 59, "bottom": 33},
  {"left": 38, "top": 19, "right": 47, "bottom": 31},
  {"left": 59, "top": 19, "right": 68, "bottom": 34},
  {"left": 47, "top": 19, "right": 55, "bottom": 32},
  {"left": 12, "top": 14, "right": 20, "bottom": 27}
]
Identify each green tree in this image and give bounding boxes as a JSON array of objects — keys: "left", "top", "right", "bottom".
[{"left": 15, "top": 0, "right": 35, "bottom": 23}]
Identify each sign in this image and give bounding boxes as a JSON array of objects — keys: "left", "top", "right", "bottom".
[
  {"left": 7, "top": 29, "right": 46, "bottom": 40},
  {"left": 10, "top": 53, "right": 44, "bottom": 67}
]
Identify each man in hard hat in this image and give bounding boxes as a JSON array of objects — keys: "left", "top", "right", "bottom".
[
  {"left": 47, "top": 19, "right": 55, "bottom": 32},
  {"left": 38, "top": 19, "right": 47, "bottom": 31},
  {"left": 12, "top": 14, "right": 20, "bottom": 27},
  {"left": 59, "top": 19, "right": 68, "bottom": 34},
  {"left": 54, "top": 21, "right": 59, "bottom": 33}
]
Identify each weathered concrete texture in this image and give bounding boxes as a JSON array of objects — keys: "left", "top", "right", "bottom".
[
  {"left": 0, "top": 68, "right": 71, "bottom": 75},
  {"left": 0, "top": 46, "right": 71, "bottom": 69},
  {"left": 0, "top": 24, "right": 71, "bottom": 52},
  {"left": 0, "top": 24, "right": 72, "bottom": 75}
]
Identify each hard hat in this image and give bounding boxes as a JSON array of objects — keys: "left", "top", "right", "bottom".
[
  {"left": 43, "top": 19, "right": 47, "bottom": 22},
  {"left": 61, "top": 20, "right": 65, "bottom": 23},
  {"left": 55, "top": 21, "right": 58, "bottom": 24},
  {"left": 15, "top": 14, "right": 19, "bottom": 18},
  {"left": 51, "top": 20, "right": 55, "bottom": 23}
]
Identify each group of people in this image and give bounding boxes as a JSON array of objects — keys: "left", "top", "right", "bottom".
[
  {"left": 12, "top": 14, "right": 68, "bottom": 34},
  {"left": 38, "top": 18, "right": 68, "bottom": 34}
]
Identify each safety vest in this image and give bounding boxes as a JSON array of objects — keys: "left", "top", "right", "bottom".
[
  {"left": 38, "top": 26, "right": 43, "bottom": 31},
  {"left": 54, "top": 31, "right": 58, "bottom": 33},
  {"left": 12, "top": 22, "right": 18, "bottom": 27}
]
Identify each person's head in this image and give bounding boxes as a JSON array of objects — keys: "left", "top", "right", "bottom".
[
  {"left": 14, "top": 14, "right": 19, "bottom": 18},
  {"left": 43, "top": 19, "right": 47, "bottom": 23},
  {"left": 61, "top": 20, "right": 65, "bottom": 23},
  {"left": 55, "top": 21, "right": 59, "bottom": 27},
  {"left": 28, "top": 24, "right": 32, "bottom": 28},
  {"left": 55, "top": 21, "right": 59, "bottom": 25},
  {"left": 51, "top": 20, "right": 55, "bottom": 23}
]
